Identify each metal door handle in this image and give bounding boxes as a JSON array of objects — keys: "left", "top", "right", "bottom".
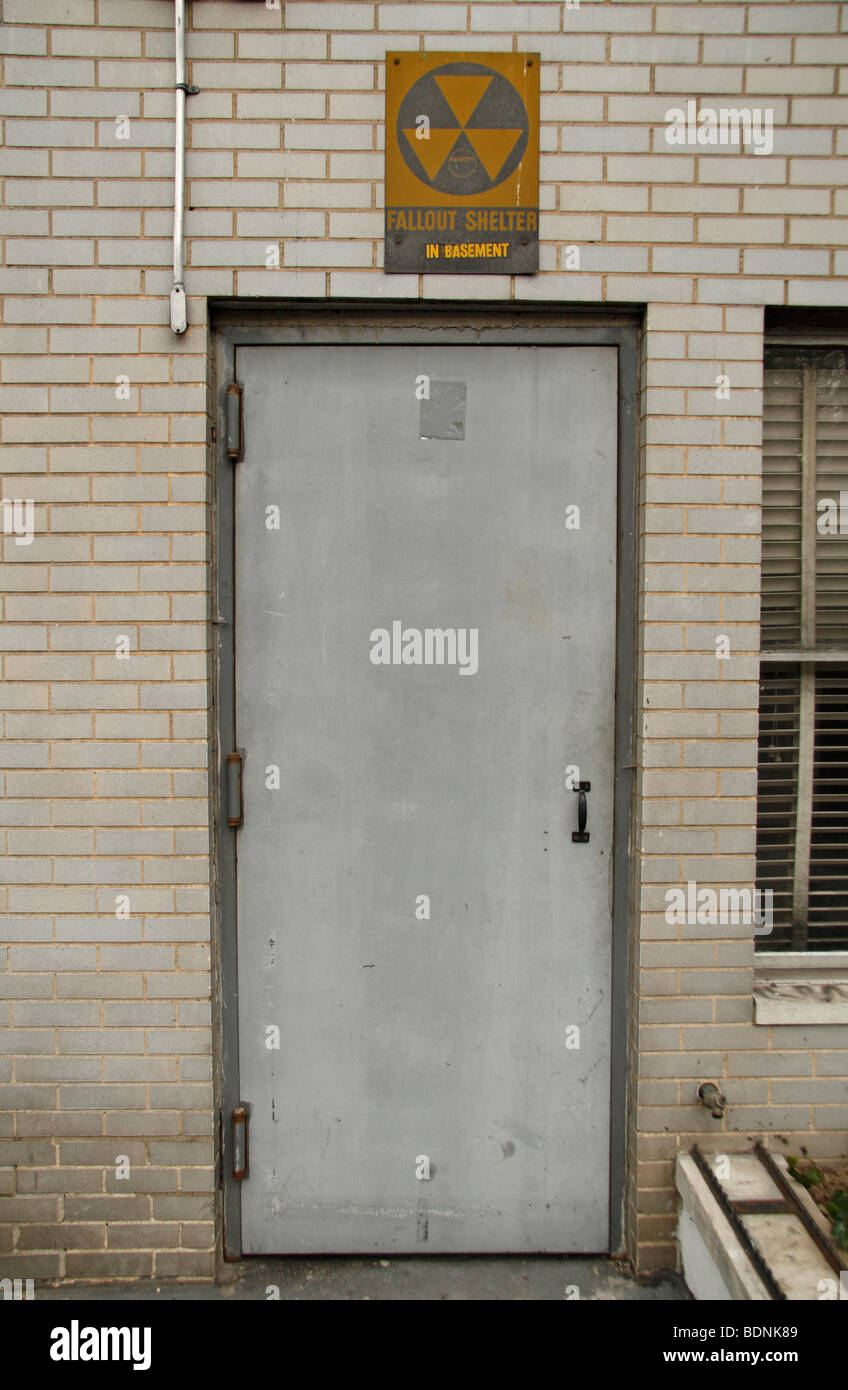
[{"left": 572, "top": 781, "right": 590, "bottom": 843}]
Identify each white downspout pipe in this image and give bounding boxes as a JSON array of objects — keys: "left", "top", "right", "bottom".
[{"left": 170, "top": 0, "right": 188, "bottom": 334}]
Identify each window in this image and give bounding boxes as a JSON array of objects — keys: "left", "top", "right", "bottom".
[{"left": 756, "top": 349, "right": 848, "bottom": 954}]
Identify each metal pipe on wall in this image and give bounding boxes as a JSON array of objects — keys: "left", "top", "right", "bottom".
[{"left": 170, "top": 0, "right": 188, "bottom": 334}]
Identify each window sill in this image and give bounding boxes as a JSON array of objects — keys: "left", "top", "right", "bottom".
[{"left": 753, "top": 952, "right": 848, "bottom": 1025}]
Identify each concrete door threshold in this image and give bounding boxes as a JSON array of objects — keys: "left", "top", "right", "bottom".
[{"left": 36, "top": 1256, "right": 688, "bottom": 1302}]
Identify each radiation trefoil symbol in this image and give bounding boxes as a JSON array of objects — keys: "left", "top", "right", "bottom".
[{"left": 397, "top": 61, "right": 529, "bottom": 198}]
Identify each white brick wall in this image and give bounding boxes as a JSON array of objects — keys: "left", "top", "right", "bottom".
[{"left": 0, "top": 0, "right": 846, "bottom": 1279}]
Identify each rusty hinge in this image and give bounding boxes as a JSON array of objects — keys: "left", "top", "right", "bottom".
[
  {"left": 226, "top": 750, "right": 243, "bottom": 828},
  {"left": 232, "top": 1104, "right": 250, "bottom": 1181},
  {"left": 225, "top": 381, "right": 243, "bottom": 461}
]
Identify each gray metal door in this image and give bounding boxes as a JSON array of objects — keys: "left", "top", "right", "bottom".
[{"left": 233, "top": 342, "right": 618, "bottom": 1253}]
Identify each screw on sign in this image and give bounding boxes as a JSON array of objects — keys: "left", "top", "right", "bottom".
[{"left": 385, "top": 52, "right": 540, "bottom": 275}]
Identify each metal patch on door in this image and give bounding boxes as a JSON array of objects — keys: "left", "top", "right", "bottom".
[{"left": 420, "top": 381, "right": 467, "bottom": 440}]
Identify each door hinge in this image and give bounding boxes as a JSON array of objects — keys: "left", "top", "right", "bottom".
[
  {"left": 232, "top": 1103, "right": 250, "bottom": 1181},
  {"left": 226, "top": 750, "right": 243, "bottom": 828},
  {"left": 225, "top": 381, "right": 243, "bottom": 461}
]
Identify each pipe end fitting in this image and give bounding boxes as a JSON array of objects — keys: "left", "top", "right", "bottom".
[{"left": 170, "top": 283, "right": 187, "bottom": 335}]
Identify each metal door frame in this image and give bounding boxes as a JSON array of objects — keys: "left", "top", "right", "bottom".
[{"left": 210, "top": 302, "right": 639, "bottom": 1262}]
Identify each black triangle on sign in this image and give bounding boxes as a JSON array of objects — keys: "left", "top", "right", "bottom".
[
  {"left": 418, "top": 72, "right": 462, "bottom": 130},
  {"left": 464, "top": 73, "right": 527, "bottom": 131}
]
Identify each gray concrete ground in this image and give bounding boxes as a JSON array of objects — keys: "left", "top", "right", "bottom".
[{"left": 36, "top": 1256, "right": 689, "bottom": 1301}]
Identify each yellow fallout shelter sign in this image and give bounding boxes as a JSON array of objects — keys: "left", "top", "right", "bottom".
[{"left": 385, "top": 52, "right": 540, "bottom": 274}]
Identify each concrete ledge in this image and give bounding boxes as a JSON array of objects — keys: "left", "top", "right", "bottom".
[
  {"left": 677, "top": 1150, "right": 845, "bottom": 1301},
  {"left": 753, "top": 951, "right": 848, "bottom": 1025},
  {"left": 676, "top": 1154, "right": 770, "bottom": 1301}
]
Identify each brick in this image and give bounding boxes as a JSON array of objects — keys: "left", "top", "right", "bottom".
[
  {"left": 701, "top": 276, "right": 786, "bottom": 307},
  {"left": 697, "top": 157, "right": 787, "bottom": 187},
  {"left": 148, "top": 914, "right": 209, "bottom": 942},
  {"left": 612, "top": 217, "right": 696, "bottom": 247},
  {"left": 233, "top": 95, "right": 325, "bottom": 128},
  {"left": 147, "top": 1141, "right": 213, "bottom": 1167},
  {"left": 653, "top": 247, "right": 740, "bottom": 274},
  {"left": 148, "top": 29, "right": 233, "bottom": 59},
  {"left": 0, "top": 86, "right": 50, "bottom": 121},
  {"left": 96, "top": 181, "right": 171, "bottom": 209},
  {"left": 749, "top": 68, "right": 834, "bottom": 95},
  {"left": 745, "top": 188, "right": 830, "bottom": 216},
  {"left": 770, "top": 1026, "right": 848, "bottom": 1050},
  {"left": 58, "top": 1029, "right": 145, "bottom": 1055},
  {"left": 0, "top": 1196, "right": 59, "bottom": 1221},
  {"left": 287, "top": 122, "right": 373, "bottom": 151},
  {"left": 774, "top": 1080, "right": 848, "bottom": 1104},
  {"left": 812, "top": 1106, "right": 848, "bottom": 1129},
  {"left": 178, "top": 1220, "right": 215, "bottom": 1247},
  {"left": 816, "top": 1052, "right": 848, "bottom": 1076},
  {"left": 281, "top": 178, "right": 373, "bottom": 208},
  {"left": 66, "top": 1251, "right": 153, "bottom": 1277},
  {"left": 731, "top": 1107, "right": 811, "bottom": 1131},
  {"left": 51, "top": 91, "right": 141, "bottom": 118},
  {"left": 748, "top": 5, "right": 839, "bottom": 32},
  {"left": 142, "top": 744, "right": 207, "bottom": 769},
  {"left": 656, "top": 6, "right": 743, "bottom": 34},
  {"left": 9, "top": 945, "right": 96, "bottom": 973},
  {"left": 4, "top": 297, "right": 92, "bottom": 323},
  {"left": 189, "top": 180, "right": 279, "bottom": 208},
  {"left": 742, "top": 248, "right": 830, "bottom": 276},
  {"left": 535, "top": 36, "right": 613, "bottom": 64},
  {"left": 641, "top": 999, "right": 712, "bottom": 1025},
  {"left": 234, "top": 213, "right": 324, "bottom": 244},
  {"left": 0, "top": 744, "right": 50, "bottom": 770},
  {"left": 239, "top": 34, "right": 325, "bottom": 60},
  {"left": 103, "top": 1111, "right": 180, "bottom": 1136},
  {"left": 154, "top": 1249, "right": 215, "bottom": 1277},
  {"left": 191, "top": 61, "right": 282, "bottom": 89},
  {"left": 146, "top": 1030, "right": 210, "bottom": 1056},
  {"left": 0, "top": 150, "right": 50, "bottom": 178},
  {"left": 53, "top": 27, "right": 141, "bottom": 56},
  {"left": 798, "top": 36, "right": 848, "bottom": 61},
  {"left": 384, "top": 4, "right": 466, "bottom": 29},
  {"left": 4, "top": 0, "right": 93, "bottom": 16},
  {"left": 611, "top": 35, "right": 700, "bottom": 63},
  {"left": 178, "top": 1057, "right": 212, "bottom": 1082},
  {"left": 698, "top": 219, "right": 783, "bottom": 249},
  {"left": 0, "top": 1082, "right": 57, "bottom": 1110},
  {"left": 610, "top": 275, "right": 696, "bottom": 303},
  {"left": 15, "top": 1166, "right": 99, "bottom": 1194},
  {"left": 0, "top": 28, "right": 47, "bottom": 56},
  {"left": 643, "top": 770, "right": 718, "bottom": 798},
  {"left": 62, "top": 1148, "right": 148, "bottom": 1181},
  {"left": 326, "top": 93, "right": 384, "bottom": 122},
  {"left": 18, "top": 1222, "right": 105, "bottom": 1250},
  {"left": 5, "top": 57, "right": 94, "bottom": 85},
  {"left": 284, "top": 239, "right": 371, "bottom": 268},
  {"left": 791, "top": 158, "right": 848, "bottom": 185},
  {"left": 152, "top": 1193, "right": 213, "bottom": 1220}
]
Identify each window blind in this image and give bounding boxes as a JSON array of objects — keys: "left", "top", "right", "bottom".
[{"left": 757, "top": 355, "right": 848, "bottom": 951}]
